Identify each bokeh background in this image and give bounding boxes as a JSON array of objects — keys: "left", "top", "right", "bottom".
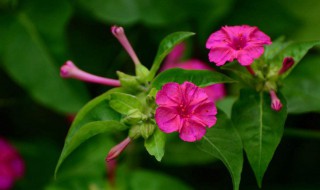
[{"left": 1, "top": 0, "right": 320, "bottom": 189}]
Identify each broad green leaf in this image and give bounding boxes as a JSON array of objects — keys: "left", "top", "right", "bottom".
[
  {"left": 77, "top": 0, "right": 188, "bottom": 26},
  {"left": 109, "top": 92, "right": 143, "bottom": 115},
  {"left": 268, "top": 40, "right": 320, "bottom": 79},
  {"left": 1, "top": 13, "right": 89, "bottom": 113},
  {"left": 232, "top": 88, "right": 287, "bottom": 187},
  {"left": 147, "top": 32, "right": 195, "bottom": 81},
  {"left": 55, "top": 121, "right": 127, "bottom": 177},
  {"left": 77, "top": 0, "right": 140, "bottom": 25},
  {"left": 215, "top": 96, "right": 237, "bottom": 118},
  {"left": 198, "top": 110, "right": 243, "bottom": 190},
  {"left": 151, "top": 68, "right": 235, "bottom": 89},
  {"left": 144, "top": 128, "right": 166, "bottom": 161},
  {"left": 68, "top": 88, "right": 123, "bottom": 138},
  {"left": 55, "top": 89, "right": 124, "bottom": 175},
  {"left": 282, "top": 55, "right": 320, "bottom": 113},
  {"left": 130, "top": 170, "right": 192, "bottom": 190}
]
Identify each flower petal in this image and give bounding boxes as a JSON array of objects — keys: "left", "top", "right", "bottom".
[
  {"left": 208, "top": 47, "right": 235, "bottom": 66},
  {"left": 179, "top": 119, "right": 207, "bottom": 142},
  {"left": 206, "top": 29, "right": 230, "bottom": 49},
  {"left": 249, "top": 28, "right": 272, "bottom": 45},
  {"left": 192, "top": 102, "right": 217, "bottom": 127},
  {"left": 156, "top": 82, "right": 181, "bottom": 106},
  {"left": 181, "top": 82, "right": 209, "bottom": 106},
  {"left": 155, "top": 107, "right": 180, "bottom": 133},
  {"left": 237, "top": 45, "right": 264, "bottom": 65},
  {"left": 203, "top": 84, "right": 226, "bottom": 102}
]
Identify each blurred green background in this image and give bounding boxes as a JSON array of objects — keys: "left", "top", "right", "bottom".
[{"left": 1, "top": 0, "right": 320, "bottom": 189}]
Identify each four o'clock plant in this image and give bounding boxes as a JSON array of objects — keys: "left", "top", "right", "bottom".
[{"left": 55, "top": 24, "right": 320, "bottom": 190}]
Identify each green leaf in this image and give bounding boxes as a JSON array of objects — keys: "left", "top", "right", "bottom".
[
  {"left": 55, "top": 89, "right": 124, "bottom": 176},
  {"left": 144, "top": 128, "right": 166, "bottom": 161},
  {"left": 231, "top": 88, "right": 287, "bottom": 187},
  {"left": 198, "top": 110, "right": 243, "bottom": 190},
  {"left": 109, "top": 92, "right": 143, "bottom": 115},
  {"left": 268, "top": 40, "right": 320, "bottom": 79},
  {"left": 1, "top": 13, "right": 89, "bottom": 113},
  {"left": 55, "top": 121, "right": 127, "bottom": 177},
  {"left": 151, "top": 68, "right": 235, "bottom": 89},
  {"left": 130, "top": 170, "right": 192, "bottom": 190},
  {"left": 147, "top": 32, "right": 195, "bottom": 81},
  {"left": 282, "top": 55, "right": 320, "bottom": 113}
]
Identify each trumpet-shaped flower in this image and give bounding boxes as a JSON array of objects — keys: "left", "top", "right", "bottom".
[
  {"left": 155, "top": 82, "right": 217, "bottom": 142},
  {"left": 206, "top": 25, "right": 271, "bottom": 66}
]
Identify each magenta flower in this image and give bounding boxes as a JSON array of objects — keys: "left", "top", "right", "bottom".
[
  {"left": 161, "top": 43, "right": 226, "bottom": 102},
  {"left": 0, "top": 138, "right": 24, "bottom": 190},
  {"left": 155, "top": 82, "right": 217, "bottom": 142},
  {"left": 206, "top": 25, "right": 272, "bottom": 66}
]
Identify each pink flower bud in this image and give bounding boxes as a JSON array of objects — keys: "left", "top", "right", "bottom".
[
  {"left": 269, "top": 90, "right": 282, "bottom": 111},
  {"left": 60, "top": 60, "right": 120, "bottom": 87},
  {"left": 111, "top": 25, "right": 141, "bottom": 65},
  {"left": 106, "top": 137, "right": 131, "bottom": 162},
  {"left": 278, "top": 57, "right": 294, "bottom": 75}
]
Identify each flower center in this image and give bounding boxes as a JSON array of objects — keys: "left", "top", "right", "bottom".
[
  {"left": 231, "top": 33, "right": 247, "bottom": 50},
  {"left": 178, "top": 104, "right": 192, "bottom": 118}
]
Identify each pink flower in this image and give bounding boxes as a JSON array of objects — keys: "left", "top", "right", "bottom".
[
  {"left": 155, "top": 82, "right": 217, "bottom": 142},
  {"left": 206, "top": 25, "right": 272, "bottom": 66},
  {"left": 0, "top": 138, "right": 24, "bottom": 190},
  {"left": 161, "top": 43, "right": 226, "bottom": 102},
  {"left": 106, "top": 137, "right": 131, "bottom": 162}
]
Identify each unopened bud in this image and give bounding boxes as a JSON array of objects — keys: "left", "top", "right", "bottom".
[
  {"left": 60, "top": 60, "right": 120, "bottom": 86},
  {"left": 106, "top": 137, "right": 131, "bottom": 162},
  {"left": 278, "top": 57, "right": 294, "bottom": 75},
  {"left": 111, "top": 25, "right": 141, "bottom": 65},
  {"left": 269, "top": 90, "right": 282, "bottom": 111},
  {"left": 122, "top": 109, "right": 144, "bottom": 125},
  {"left": 141, "top": 122, "right": 156, "bottom": 139},
  {"left": 129, "top": 125, "right": 141, "bottom": 140}
]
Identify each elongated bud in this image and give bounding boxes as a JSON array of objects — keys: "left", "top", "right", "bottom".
[
  {"left": 278, "top": 57, "right": 294, "bottom": 75},
  {"left": 111, "top": 25, "right": 141, "bottom": 65},
  {"left": 269, "top": 90, "right": 282, "bottom": 111},
  {"left": 106, "top": 137, "right": 131, "bottom": 162},
  {"left": 60, "top": 60, "right": 121, "bottom": 87}
]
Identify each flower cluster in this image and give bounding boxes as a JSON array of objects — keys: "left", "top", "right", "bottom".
[{"left": 0, "top": 138, "right": 24, "bottom": 190}]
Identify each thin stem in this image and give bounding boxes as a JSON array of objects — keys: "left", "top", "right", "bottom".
[{"left": 245, "top": 65, "right": 255, "bottom": 76}]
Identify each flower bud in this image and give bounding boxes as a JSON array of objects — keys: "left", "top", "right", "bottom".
[
  {"left": 60, "top": 60, "right": 120, "bottom": 86},
  {"left": 106, "top": 137, "right": 131, "bottom": 162},
  {"left": 141, "top": 122, "right": 156, "bottom": 139},
  {"left": 129, "top": 125, "right": 141, "bottom": 140},
  {"left": 278, "top": 57, "right": 294, "bottom": 75},
  {"left": 269, "top": 90, "right": 282, "bottom": 111},
  {"left": 121, "top": 109, "right": 144, "bottom": 125}
]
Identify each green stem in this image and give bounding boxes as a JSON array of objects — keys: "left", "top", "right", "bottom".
[{"left": 284, "top": 128, "right": 320, "bottom": 140}]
